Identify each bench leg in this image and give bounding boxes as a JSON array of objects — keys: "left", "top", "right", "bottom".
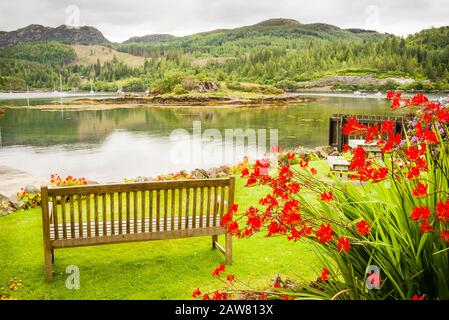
[
  {"left": 212, "top": 235, "right": 218, "bottom": 250},
  {"left": 44, "top": 246, "right": 53, "bottom": 282},
  {"left": 225, "top": 233, "right": 232, "bottom": 265}
]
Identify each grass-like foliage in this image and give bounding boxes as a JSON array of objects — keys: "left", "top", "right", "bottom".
[{"left": 209, "top": 93, "right": 449, "bottom": 300}]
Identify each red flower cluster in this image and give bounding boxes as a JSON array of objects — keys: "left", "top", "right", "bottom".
[
  {"left": 320, "top": 191, "right": 334, "bottom": 203},
  {"left": 192, "top": 288, "right": 201, "bottom": 298},
  {"left": 356, "top": 220, "right": 371, "bottom": 236},
  {"left": 212, "top": 264, "right": 225, "bottom": 277},
  {"left": 349, "top": 146, "right": 388, "bottom": 182},
  {"left": 226, "top": 275, "right": 235, "bottom": 284},
  {"left": 436, "top": 200, "right": 449, "bottom": 222},
  {"left": 318, "top": 267, "right": 330, "bottom": 282},
  {"left": 337, "top": 236, "right": 351, "bottom": 253},
  {"left": 410, "top": 199, "right": 449, "bottom": 238},
  {"left": 316, "top": 224, "right": 335, "bottom": 243},
  {"left": 410, "top": 206, "right": 431, "bottom": 222}
]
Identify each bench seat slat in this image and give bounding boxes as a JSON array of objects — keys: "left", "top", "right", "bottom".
[
  {"left": 51, "top": 226, "right": 225, "bottom": 248},
  {"left": 49, "top": 216, "right": 222, "bottom": 241}
]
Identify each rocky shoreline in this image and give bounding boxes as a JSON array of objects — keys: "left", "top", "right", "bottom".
[
  {"left": 0, "top": 145, "right": 338, "bottom": 216},
  {"left": 71, "top": 94, "right": 315, "bottom": 107}
]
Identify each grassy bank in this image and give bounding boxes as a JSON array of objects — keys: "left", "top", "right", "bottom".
[{"left": 0, "top": 174, "right": 321, "bottom": 300}]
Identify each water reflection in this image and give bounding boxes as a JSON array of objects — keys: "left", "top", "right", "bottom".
[{"left": 0, "top": 96, "right": 403, "bottom": 181}]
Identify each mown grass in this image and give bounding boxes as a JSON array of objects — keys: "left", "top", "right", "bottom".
[{"left": 0, "top": 171, "right": 329, "bottom": 300}]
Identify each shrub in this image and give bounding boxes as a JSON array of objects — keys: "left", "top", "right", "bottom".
[
  {"left": 16, "top": 189, "right": 41, "bottom": 210},
  {"left": 50, "top": 174, "right": 87, "bottom": 187}
]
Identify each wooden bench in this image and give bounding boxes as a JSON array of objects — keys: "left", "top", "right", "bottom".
[{"left": 41, "top": 177, "right": 235, "bottom": 282}]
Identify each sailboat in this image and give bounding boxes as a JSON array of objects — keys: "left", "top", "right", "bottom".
[{"left": 26, "top": 85, "right": 30, "bottom": 107}]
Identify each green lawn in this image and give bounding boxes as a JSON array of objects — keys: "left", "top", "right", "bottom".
[{"left": 0, "top": 173, "right": 325, "bottom": 300}]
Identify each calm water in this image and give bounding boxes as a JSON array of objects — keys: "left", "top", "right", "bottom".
[{"left": 0, "top": 94, "right": 405, "bottom": 182}]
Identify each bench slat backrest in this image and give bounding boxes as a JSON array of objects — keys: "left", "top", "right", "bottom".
[{"left": 42, "top": 177, "right": 235, "bottom": 241}]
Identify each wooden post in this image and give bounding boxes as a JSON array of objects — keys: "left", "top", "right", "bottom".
[
  {"left": 225, "top": 233, "right": 232, "bottom": 265},
  {"left": 212, "top": 235, "right": 218, "bottom": 249},
  {"left": 41, "top": 186, "right": 53, "bottom": 282}
]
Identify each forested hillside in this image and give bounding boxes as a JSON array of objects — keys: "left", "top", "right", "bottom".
[{"left": 0, "top": 19, "right": 448, "bottom": 92}]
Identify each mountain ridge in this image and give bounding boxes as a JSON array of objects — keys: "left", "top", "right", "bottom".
[
  {"left": 0, "top": 24, "right": 109, "bottom": 47},
  {"left": 0, "top": 18, "right": 389, "bottom": 47}
]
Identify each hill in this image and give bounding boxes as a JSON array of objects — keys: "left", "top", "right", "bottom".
[
  {"left": 0, "top": 24, "right": 109, "bottom": 47},
  {"left": 73, "top": 44, "right": 146, "bottom": 67},
  {"left": 123, "top": 34, "right": 174, "bottom": 44},
  {"left": 0, "top": 20, "right": 448, "bottom": 92},
  {"left": 116, "top": 18, "right": 387, "bottom": 57}
]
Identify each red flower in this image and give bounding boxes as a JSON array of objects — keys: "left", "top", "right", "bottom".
[
  {"left": 381, "top": 120, "right": 395, "bottom": 135},
  {"left": 423, "top": 128, "right": 439, "bottom": 144},
  {"left": 202, "top": 294, "right": 210, "bottom": 300},
  {"left": 288, "top": 225, "right": 313, "bottom": 241},
  {"left": 226, "top": 275, "right": 235, "bottom": 284},
  {"left": 227, "top": 221, "right": 240, "bottom": 235},
  {"left": 343, "top": 117, "right": 367, "bottom": 136},
  {"left": 212, "top": 291, "right": 228, "bottom": 300},
  {"left": 287, "top": 183, "right": 300, "bottom": 194},
  {"left": 420, "top": 220, "right": 434, "bottom": 234},
  {"left": 221, "top": 213, "right": 233, "bottom": 227},
  {"left": 356, "top": 220, "right": 371, "bottom": 236},
  {"left": 318, "top": 267, "right": 329, "bottom": 282},
  {"left": 192, "top": 288, "right": 201, "bottom": 298},
  {"left": 271, "top": 146, "right": 280, "bottom": 154},
  {"left": 410, "top": 206, "right": 431, "bottom": 222},
  {"left": 287, "top": 153, "right": 296, "bottom": 160},
  {"left": 320, "top": 191, "right": 334, "bottom": 203},
  {"left": 436, "top": 199, "right": 449, "bottom": 222},
  {"left": 212, "top": 264, "right": 225, "bottom": 277},
  {"left": 299, "top": 159, "right": 309, "bottom": 168},
  {"left": 241, "top": 168, "right": 249, "bottom": 177},
  {"left": 315, "top": 224, "right": 335, "bottom": 243},
  {"left": 406, "top": 146, "right": 420, "bottom": 161},
  {"left": 246, "top": 207, "right": 262, "bottom": 231},
  {"left": 440, "top": 230, "right": 449, "bottom": 243},
  {"left": 437, "top": 107, "right": 449, "bottom": 123},
  {"left": 412, "top": 93, "right": 429, "bottom": 106},
  {"left": 407, "top": 166, "right": 421, "bottom": 179},
  {"left": 350, "top": 146, "right": 367, "bottom": 170},
  {"left": 412, "top": 183, "right": 428, "bottom": 198},
  {"left": 343, "top": 144, "right": 349, "bottom": 153},
  {"left": 411, "top": 294, "right": 425, "bottom": 300},
  {"left": 386, "top": 90, "right": 398, "bottom": 100},
  {"left": 337, "top": 236, "right": 351, "bottom": 253},
  {"left": 310, "top": 168, "right": 317, "bottom": 175},
  {"left": 259, "top": 194, "right": 278, "bottom": 210},
  {"left": 267, "top": 221, "right": 287, "bottom": 236}
]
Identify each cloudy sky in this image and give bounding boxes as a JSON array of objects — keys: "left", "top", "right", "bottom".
[{"left": 0, "top": 0, "right": 448, "bottom": 42}]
